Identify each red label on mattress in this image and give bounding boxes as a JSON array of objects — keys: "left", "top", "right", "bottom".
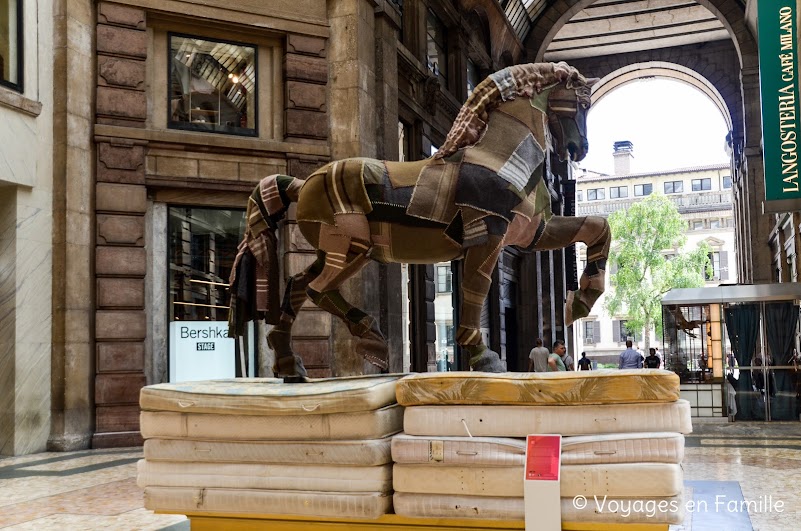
[{"left": 525, "top": 435, "right": 561, "bottom": 481}]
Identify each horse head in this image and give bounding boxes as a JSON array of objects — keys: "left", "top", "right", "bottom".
[{"left": 546, "top": 70, "right": 599, "bottom": 163}]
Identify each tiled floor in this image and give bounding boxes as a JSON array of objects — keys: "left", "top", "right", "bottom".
[{"left": 0, "top": 421, "right": 799, "bottom": 530}]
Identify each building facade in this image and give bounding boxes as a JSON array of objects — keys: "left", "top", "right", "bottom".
[{"left": 573, "top": 142, "right": 737, "bottom": 365}]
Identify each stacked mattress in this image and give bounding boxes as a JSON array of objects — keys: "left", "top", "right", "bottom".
[
  {"left": 392, "top": 369, "right": 691, "bottom": 525},
  {"left": 138, "top": 375, "right": 404, "bottom": 519}
]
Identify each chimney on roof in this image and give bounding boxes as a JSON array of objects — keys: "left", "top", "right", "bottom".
[{"left": 613, "top": 140, "right": 634, "bottom": 175}]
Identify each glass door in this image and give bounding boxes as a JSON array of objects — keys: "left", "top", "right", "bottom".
[{"left": 167, "top": 206, "right": 254, "bottom": 382}]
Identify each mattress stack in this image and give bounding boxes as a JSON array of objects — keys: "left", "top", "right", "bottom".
[
  {"left": 392, "top": 369, "right": 691, "bottom": 526},
  {"left": 137, "top": 375, "right": 404, "bottom": 519}
]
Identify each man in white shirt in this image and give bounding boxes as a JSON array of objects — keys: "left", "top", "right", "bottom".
[{"left": 528, "top": 338, "right": 549, "bottom": 372}]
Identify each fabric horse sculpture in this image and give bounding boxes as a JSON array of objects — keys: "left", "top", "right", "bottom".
[{"left": 228, "top": 62, "right": 611, "bottom": 377}]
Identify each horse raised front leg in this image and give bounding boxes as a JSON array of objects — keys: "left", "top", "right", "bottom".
[
  {"left": 267, "top": 252, "right": 325, "bottom": 377},
  {"left": 458, "top": 236, "right": 506, "bottom": 372},
  {"left": 532, "top": 215, "right": 610, "bottom": 325}
]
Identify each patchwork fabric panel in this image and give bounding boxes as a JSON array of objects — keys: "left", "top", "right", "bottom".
[
  {"left": 455, "top": 162, "right": 525, "bottom": 222},
  {"left": 498, "top": 134, "right": 544, "bottom": 192},
  {"left": 297, "top": 159, "right": 373, "bottom": 225},
  {"left": 384, "top": 159, "right": 429, "bottom": 188},
  {"left": 406, "top": 161, "right": 460, "bottom": 224}
]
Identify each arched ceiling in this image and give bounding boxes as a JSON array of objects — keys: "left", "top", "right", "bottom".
[{"left": 542, "top": 0, "right": 729, "bottom": 61}]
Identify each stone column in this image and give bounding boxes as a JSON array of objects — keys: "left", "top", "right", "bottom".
[
  {"left": 325, "top": 0, "right": 383, "bottom": 375},
  {"left": 91, "top": 2, "right": 149, "bottom": 448},
  {"left": 740, "top": 67, "right": 773, "bottom": 283},
  {"left": 47, "top": 0, "right": 96, "bottom": 452}
]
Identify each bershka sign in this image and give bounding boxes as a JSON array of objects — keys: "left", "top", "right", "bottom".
[
  {"left": 759, "top": 0, "right": 801, "bottom": 208},
  {"left": 169, "top": 321, "right": 235, "bottom": 382}
]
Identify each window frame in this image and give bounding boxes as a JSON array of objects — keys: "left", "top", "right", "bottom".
[
  {"left": 691, "top": 178, "right": 711, "bottom": 191},
  {"left": 426, "top": 8, "right": 449, "bottom": 89},
  {"left": 0, "top": 0, "right": 24, "bottom": 92},
  {"left": 583, "top": 320, "right": 597, "bottom": 344},
  {"left": 587, "top": 188, "right": 605, "bottom": 201},
  {"left": 664, "top": 180, "right": 683, "bottom": 194},
  {"left": 722, "top": 175, "right": 732, "bottom": 189},
  {"left": 609, "top": 185, "right": 628, "bottom": 199},
  {"left": 167, "top": 32, "right": 259, "bottom": 138},
  {"left": 634, "top": 183, "right": 652, "bottom": 197},
  {"left": 436, "top": 264, "right": 452, "bottom": 293}
]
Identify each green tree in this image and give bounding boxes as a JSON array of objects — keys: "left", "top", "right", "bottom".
[{"left": 604, "top": 193, "right": 711, "bottom": 350}]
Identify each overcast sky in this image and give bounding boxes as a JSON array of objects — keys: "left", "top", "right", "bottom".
[{"left": 578, "top": 78, "right": 731, "bottom": 175}]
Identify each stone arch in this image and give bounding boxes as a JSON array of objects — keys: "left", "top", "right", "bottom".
[
  {"left": 467, "top": 7, "right": 492, "bottom": 61},
  {"left": 590, "top": 61, "right": 733, "bottom": 132}
]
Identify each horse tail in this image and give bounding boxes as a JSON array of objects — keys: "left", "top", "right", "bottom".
[{"left": 229, "top": 174, "right": 303, "bottom": 334}]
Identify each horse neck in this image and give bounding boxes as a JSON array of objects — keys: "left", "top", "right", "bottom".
[{"left": 483, "top": 97, "right": 549, "bottom": 150}]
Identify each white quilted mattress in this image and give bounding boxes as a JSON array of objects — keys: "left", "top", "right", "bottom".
[
  {"left": 140, "top": 404, "right": 403, "bottom": 441},
  {"left": 403, "top": 400, "right": 692, "bottom": 437},
  {"left": 144, "top": 486, "right": 392, "bottom": 519},
  {"left": 391, "top": 432, "right": 684, "bottom": 466},
  {"left": 140, "top": 375, "right": 402, "bottom": 415},
  {"left": 144, "top": 437, "right": 392, "bottom": 465},
  {"left": 391, "top": 434, "right": 525, "bottom": 466},
  {"left": 393, "top": 463, "right": 683, "bottom": 497},
  {"left": 137, "top": 460, "right": 393, "bottom": 493},
  {"left": 561, "top": 432, "right": 685, "bottom": 464},
  {"left": 393, "top": 493, "right": 685, "bottom": 524}
]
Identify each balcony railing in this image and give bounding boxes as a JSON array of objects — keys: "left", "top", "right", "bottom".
[{"left": 577, "top": 190, "right": 733, "bottom": 217}]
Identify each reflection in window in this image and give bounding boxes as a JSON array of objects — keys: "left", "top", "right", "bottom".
[
  {"left": 0, "top": 0, "right": 22, "bottom": 90},
  {"left": 426, "top": 9, "right": 448, "bottom": 88},
  {"left": 664, "top": 180, "right": 683, "bottom": 194},
  {"left": 587, "top": 188, "right": 605, "bottom": 201},
  {"left": 169, "top": 34, "right": 257, "bottom": 136},
  {"left": 610, "top": 186, "right": 628, "bottom": 199},
  {"left": 692, "top": 178, "right": 711, "bottom": 191},
  {"left": 634, "top": 183, "right": 652, "bottom": 196},
  {"left": 466, "top": 59, "right": 480, "bottom": 96}
]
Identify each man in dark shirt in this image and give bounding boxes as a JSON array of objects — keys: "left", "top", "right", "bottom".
[
  {"left": 644, "top": 348, "right": 661, "bottom": 369},
  {"left": 577, "top": 352, "right": 592, "bottom": 371}
]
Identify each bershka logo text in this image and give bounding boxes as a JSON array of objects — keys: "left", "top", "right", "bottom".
[{"left": 180, "top": 326, "right": 228, "bottom": 339}]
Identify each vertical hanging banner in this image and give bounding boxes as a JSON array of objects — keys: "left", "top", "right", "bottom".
[{"left": 759, "top": 0, "right": 801, "bottom": 211}]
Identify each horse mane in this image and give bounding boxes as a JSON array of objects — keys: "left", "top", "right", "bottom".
[{"left": 435, "top": 62, "right": 588, "bottom": 159}]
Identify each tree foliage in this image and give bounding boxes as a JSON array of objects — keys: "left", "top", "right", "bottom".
[{"left": 604, "top": 193, "right": 711, "bottom": 344}]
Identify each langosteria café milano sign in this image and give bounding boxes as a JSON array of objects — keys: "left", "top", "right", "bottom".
[{"left": 759, "top": 0, "right": 801, "bottom": 207}]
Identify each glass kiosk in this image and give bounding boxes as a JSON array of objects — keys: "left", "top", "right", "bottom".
[{"left": 661, "top": 283, "right": 801, "bottom": 421}]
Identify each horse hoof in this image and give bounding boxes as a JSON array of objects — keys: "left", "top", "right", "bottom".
[
  {"left": 565, "top": 290, "right": 589, "bottom": 326},
  {"left": 274, "top": 355, "right": 308, "bottom": 379},
  {"left": 357, "top": 337, "right": 390, "bottom": 371},
  {"left": 469, "top": 347, "right": 506, "bottom": 373}
]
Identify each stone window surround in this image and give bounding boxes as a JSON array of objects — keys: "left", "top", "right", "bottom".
[
  {"left": 147, "top": 17, "right": 282, "bottom": 140},
  {"left": 0, "top": 84, "right": 40, "bottom": 116}
]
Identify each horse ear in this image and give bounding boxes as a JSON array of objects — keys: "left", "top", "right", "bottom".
[{"left": 586, "top": 77, "right": 601, "bottom": 88}]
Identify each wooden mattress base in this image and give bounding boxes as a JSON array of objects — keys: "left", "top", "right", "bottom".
[{"left": 164, "top": 511, "right": 670, "bottom": 531}]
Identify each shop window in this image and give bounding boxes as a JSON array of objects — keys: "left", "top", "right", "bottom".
[
  {"left": 664, "top": 180, "right": 683, "bottom": 194},
  {"left": 169, "top": 34, "right": 257, "bottom": 136},
  {"left": 587, "top": 188, "right": 605, "bottom": 201},
  {"left": 634, "top": 183, "right": 652, "bottom": 196},
  {"left": 426, "top": 9, "right": 448, "bottom": 88},
  {"left": 0, "top": 0, "right": 22, "bottom": 91},
  {"left": 692, "top": 178, "right": 711, "bottom": 191},
  {"left": 437, "top": 264, "right": 452, "bottom": 293},
  {"left": 609, "top": 186, "right": 628, "bottom": 199},
  {"left": 168, "top": 207, "right": 253, "bottom": 382},
  {"left": 722, "top": 175, "right": 732, "bottom": 189}
]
